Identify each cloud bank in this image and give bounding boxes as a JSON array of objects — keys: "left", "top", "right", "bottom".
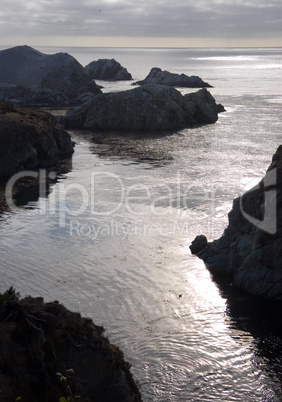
[{"left": 0, "top": 0, "right": 281, "bottom": 46}]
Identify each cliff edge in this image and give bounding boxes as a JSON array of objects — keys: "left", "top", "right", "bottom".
[
  {"left": 190, "top": 145, "right": 282, "bottom": 299},
  {"left": 0, "top": 288, "right": 142, "bottom": 402},
  {"left": 0, "top": 101, "right": 74, "bottom": 177}
]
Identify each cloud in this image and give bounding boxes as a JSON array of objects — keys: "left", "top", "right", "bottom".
[{"left": 0, "top": 0, "right": 281, "bottom": 44}]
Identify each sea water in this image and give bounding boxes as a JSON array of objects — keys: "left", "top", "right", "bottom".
[{"left": 0, "top": 46, "right": 282, "bottom": 401}]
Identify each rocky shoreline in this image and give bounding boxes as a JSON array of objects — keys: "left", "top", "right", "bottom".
[
  {"left": 190, "top": 145, "right": 282, "bottom": 299},
  {"left": 65, "top": 85, "right": 224, "bottom": 131},
  {"left": 0, "top": 288, "right": 142, "bottom": 402},
  {"left": 0, "top": 45, "right": 224, "bottom": 133},
  {"left": 0, "top": 101, "right": 74, "bottom": 178},
  {"left": 0, "top": 45, "right": 216, "bottom": 111},
  {"left": 0, "top": 46, "right": 102, "bottom": 107}
]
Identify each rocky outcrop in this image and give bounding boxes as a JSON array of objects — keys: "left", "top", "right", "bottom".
[
  {"left": 65, "top": 84, "right": 224, "bottom": 131},
  {"left": 0, "top": 85, "right": 69, "bottom": 107},
  {"left": 85, "top": 58, "right": 132, "bottom": 81},
  {"left": 0, "top": 288, "right": 142, "bottom": 402},
  {"left": 190, "top": 145, "right": 282, "bottom": 299},
  {"left": 0, "top": 45, "right": 102, "bottom": 106},
  {"left": 0, "top": 101, "right": 74, "bottom": 177},
  {"left": 134, "top": 67, "right": 212, "bottom": 88}
]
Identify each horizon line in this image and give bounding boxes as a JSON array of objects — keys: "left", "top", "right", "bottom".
[{"left": 1, "top": 44, "right": 282, "bottom": 50}]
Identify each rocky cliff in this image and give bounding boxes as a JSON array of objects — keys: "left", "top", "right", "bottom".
[
  {"left": 0, "top": 288, "right": 142, "bottom": 402},
  {"left": 0, "top": 45, "right": 101, "bottom": 106},
  {"left": 0, "top": 101, "right": 74, "bottom": 177},
  {"left": 190, "top": 145, "right": 282, "bottom": 299},
  {"left": 85, "top": 58, "right": 132, "bottom": 80},
  {"left": 65, "top": 84, "right": 224, "bottom": 131},
  {"left": 134, "top": 67, "right": 212, "bottom": 88}
]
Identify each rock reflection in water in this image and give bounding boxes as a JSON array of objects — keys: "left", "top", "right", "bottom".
[
  {"left": 0, "top": 157, "right": 72, "bottom": 214},
  {"left": 89, "top": 130, "right": 175, "bottom": 167},
  {"left": 213, "top": 273, "right": 282, "bottom": 397}
]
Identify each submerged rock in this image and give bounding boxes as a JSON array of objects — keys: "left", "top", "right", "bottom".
[
  {"left": 0, "top": 45, "right": 101, "bottom": 106},
  {"left": 0, "top": 101, "right": 74, "bottom": 177},
  {"left": 85, "top": 58, "right": 132, "bottom": 80},
  {"left": 134, "top": 67, "right": 212, "bottom": 88},
  {"left": 190, "top": 145, "right": 282, "bottom": 299},
  {"left": 65, "top": 84, "right": 223, "bottom": 131},
  {"left": 0, "top": 288, "right": 142, "bottom": 402}
]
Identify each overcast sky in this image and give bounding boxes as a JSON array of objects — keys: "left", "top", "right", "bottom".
[{"left": 0, "top": 0, "right": 281, "bottom": 47}]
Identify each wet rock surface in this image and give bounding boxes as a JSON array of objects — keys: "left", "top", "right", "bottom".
[
  {"left": 190, "top": 145, "right": 282, "bottom": 299},
  {"left": 65, "top": 84, "right": 223, "bottom": 131},
  {"left": 85, "top": 58, "right": 132, "bottom": 81},
  {"left": 0, "top": 101, "right": 74, "bottom": 177},
  {"left": 134, "top": 67, "right": 212, "bottom": 88},
  {"left": 0, "top": 288, "right": 142, "bottom": 402}
]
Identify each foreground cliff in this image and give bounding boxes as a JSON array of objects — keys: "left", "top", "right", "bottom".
[
  {"left": 190, "top": 145, "right": 282, "bottom": 299},
  {"left": 65, "top": 84, "right": 224, "bottom": 131},
  {"left": 0, "top": 288, "right": 142, "bottom": 402},
  {"left": 0, "top": 101, "right": 74, "bottom": 177}
]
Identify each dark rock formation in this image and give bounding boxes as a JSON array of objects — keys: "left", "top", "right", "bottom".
[
  {"left": 0, "top": 288, "right": 142, "bottom": 402},
  {"left": 134, "top": 67, "right": 212, "bottom": 88},
  {"left": 190, "top": 145, "right": 282, "bottom": 299},
  {"left": 65, "top": 84, "right": 224, "bottom": 131},
  {"left": 0, "top": 45, "right": 102, "bottom": 106},
  {"left": 190, "top": 235, "right": 208, "bottom": 255},
  {"left": 85, "top": 58, "right": 132, "bottom": 80},
  {"left": 0, "top": 101, "right": 74, "bottom": 177},
  {"left": 216, "top": 103, "right": 226, "bottom": 113}
]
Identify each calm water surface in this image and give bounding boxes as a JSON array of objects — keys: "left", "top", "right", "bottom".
[{"left": 1, "top": 47, "right": 282, "bottom": 401}]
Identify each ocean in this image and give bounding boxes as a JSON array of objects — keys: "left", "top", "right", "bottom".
[{"left": 1, "top": 46, "right": 282, "bottom": 401}]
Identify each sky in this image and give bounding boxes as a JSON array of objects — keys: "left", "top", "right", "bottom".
[{"left": 0, "top": 0, "right": 281, "bottom": 48}]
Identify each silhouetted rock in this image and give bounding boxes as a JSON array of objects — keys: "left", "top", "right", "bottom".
[
  {"left": 134, "top": 67, "right": 212, "bottom": 88},
  {"left": 217, "top": 103, "right": 226, "bottom": 113},
  {"left": 85, "top": 58, "right": 132, "bottom": 80},
  {"left": 190, "top": 145, "right": 282, "bottom": 299},
  {"left": 190, "top": 235, "right": 208, "bottom": 255},
  {"left": 65, "top": 84, "right": 223, "bottom": 131},
  {"left": 0, "top": 288, "right": 142, "bottom": 402},
  {"left": 0, "top": 101, "right": 74, "bottom": 177},
  {"left": 0, "top": 45, "right": 101, "bottom": 106}
]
